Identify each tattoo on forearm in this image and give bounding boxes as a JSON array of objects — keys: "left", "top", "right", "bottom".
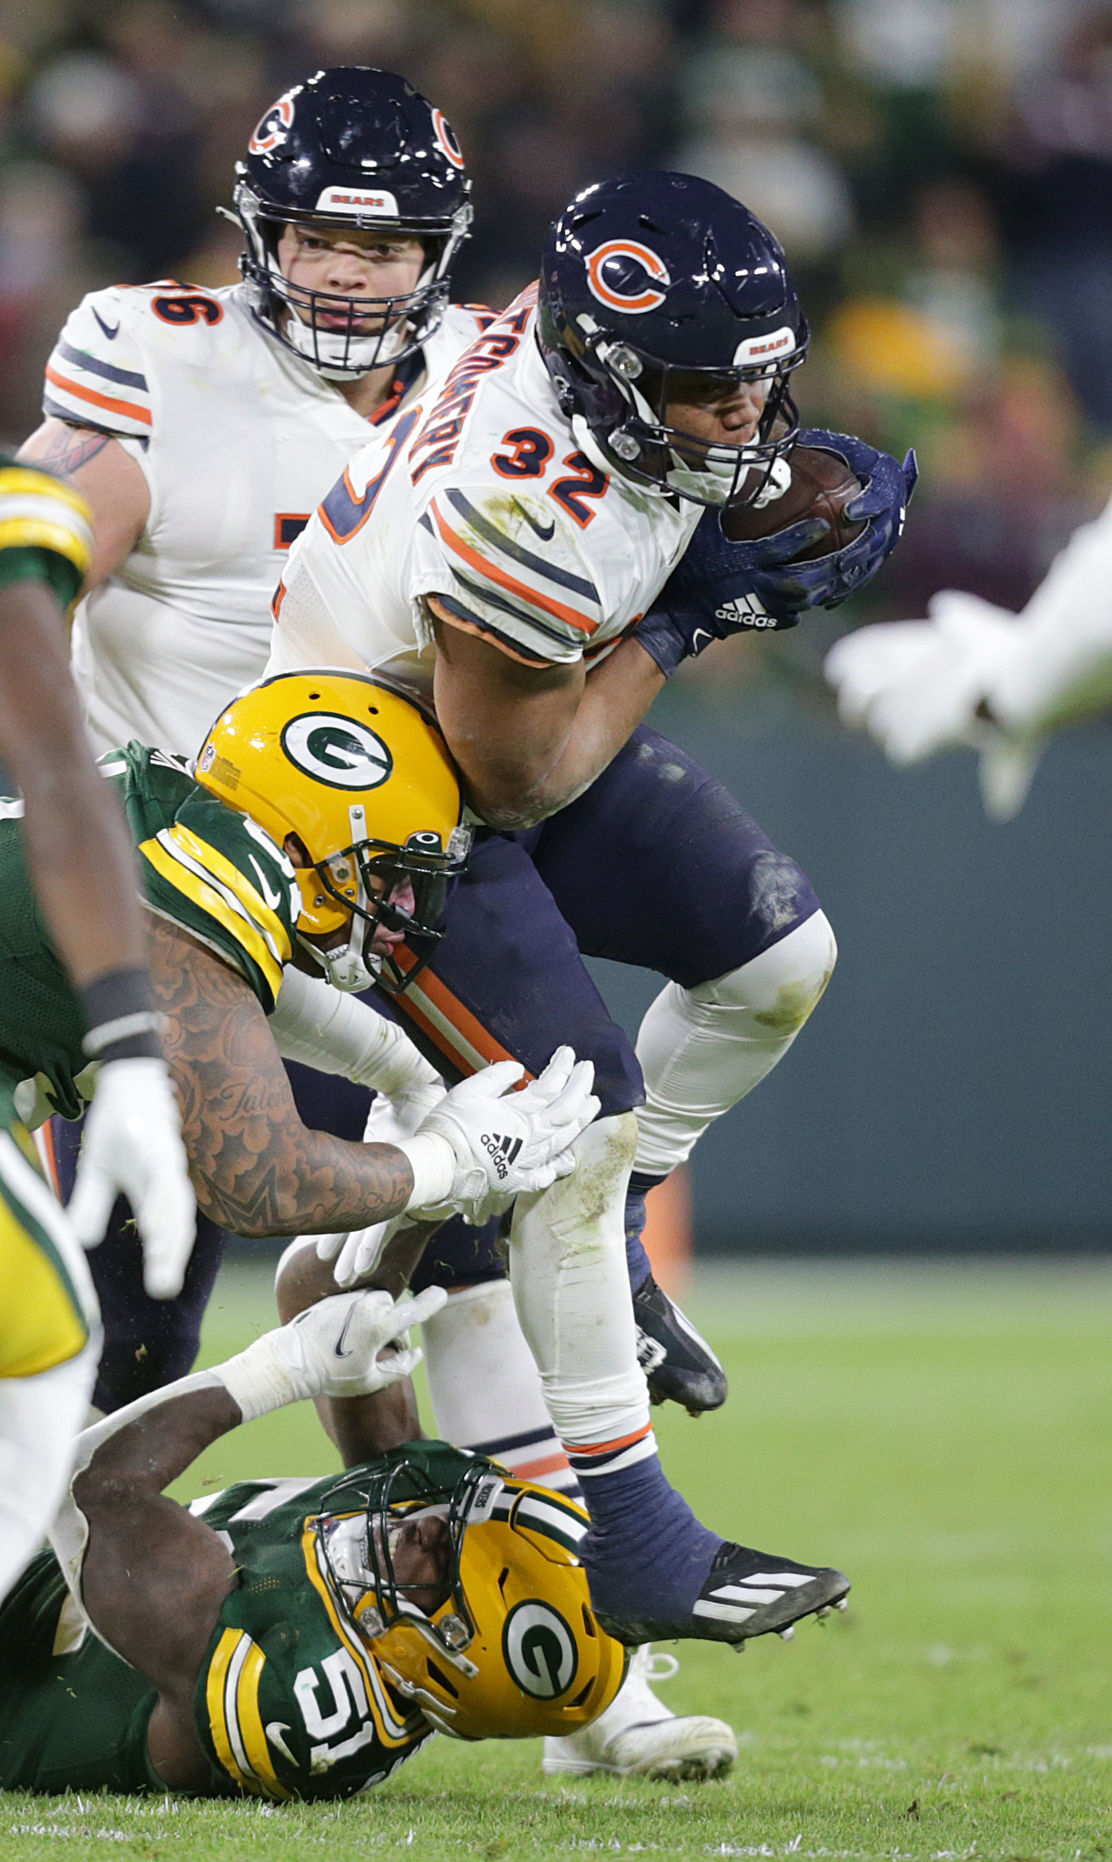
[
  {"left": 33, "top": 426, "right": 113, "bottom": 475},
  {"left": 146, "top": 920, "right": 413, "bottom": 1235}
]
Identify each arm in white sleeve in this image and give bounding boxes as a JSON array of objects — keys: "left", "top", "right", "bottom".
[
  {"left": 988, "top": 495, "right": 1112, "bottom": 735},
  {"left": 269, "top": 965, "right": 442, "bottom": 1097},
  {"left": 49, "top": 1288, "right": 445, "bottom": 1613}
]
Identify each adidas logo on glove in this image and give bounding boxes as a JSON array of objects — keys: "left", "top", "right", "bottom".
[
  {"left": 480, "top": 1131, "right": 524, "bottom": 1179},
  {"left": 715, "top": 596, "right": 776, "bottom": 628}
]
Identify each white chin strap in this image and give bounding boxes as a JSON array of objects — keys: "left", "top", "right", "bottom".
[
  {"left": 574, "top": 407, "right": 790, "bottom": 508},
  {"left": 279, "top": 252, "right": 439, "bottom": 380},
  {"left": 297, "top": 931, "right": 381, "bottom": 993},
  {"left": 324, "top": 1513, "right": 375, "bottom": 1589},
  {"left": 663, "top": 452, "right": 747, "bottom": 505},
  {"left": 283, "top": 310, "right": 411, "bottom": 380},
  {"left": 297, "top": 802, "right": 385, "bottom": 989},
  {"left": 666, "top": 449, "right": 793, "bottom": 508}
]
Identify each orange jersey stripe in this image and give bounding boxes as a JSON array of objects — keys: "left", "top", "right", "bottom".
[
  {"left": 564, "top": 1423, "right": 654, "bottom": 1458},
  {"left": 512, "top": 1451, "right": 574, "bottom": 1481},
  {"left": 31, "top": 1121, "right": 60, "bottom": 1197},
  {"left": 392, "top": 947, "right": 536, "bottom": 1082},
  {"left": 430, "top": 500, "right": 598, "bottom": 637},
  {"left": 44, "top": 364, "right": 152, "bottom": 428},
  {"left": 426, "top": 597, "right": 550, "bottom": 668}
]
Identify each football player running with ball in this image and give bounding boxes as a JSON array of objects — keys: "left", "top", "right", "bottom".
[{"left": 268, "top": 171, "right": 916, "bottom": 1691}]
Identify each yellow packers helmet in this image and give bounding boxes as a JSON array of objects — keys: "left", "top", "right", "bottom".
[
  {"left": 194, "top": 669, "right": 470, "bottom": 992},
  {"left": 314, "top": 1444, "right": 627, "bottom": 1741}
]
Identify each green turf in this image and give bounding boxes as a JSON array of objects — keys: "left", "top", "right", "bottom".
[{"left": 3, "top": 1258, "right": 1109, "bottom": 1861}]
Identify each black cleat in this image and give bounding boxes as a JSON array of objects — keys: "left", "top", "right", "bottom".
[
  {"left": 633, "top": 1274, "right": 728, "bottom": 1414},
  {"left": 594, "top": 1544, "right": 850, "bottom": 1648}
]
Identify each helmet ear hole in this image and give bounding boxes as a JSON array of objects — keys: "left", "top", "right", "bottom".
[{"left": 426, "top": 1659, "right": 459, "bottom": 1697}]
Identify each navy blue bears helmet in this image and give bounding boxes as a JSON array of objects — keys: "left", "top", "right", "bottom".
[
  {"left": 536, "top": 171, "right": 809, "bottom": 506},
  {"left": 233, "top": 67, "right": 473, "bottom": 378}
]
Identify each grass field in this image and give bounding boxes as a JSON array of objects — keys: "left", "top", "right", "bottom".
[{"left": 3, "top": 1257, "right": 1109, "bottom": 1862}]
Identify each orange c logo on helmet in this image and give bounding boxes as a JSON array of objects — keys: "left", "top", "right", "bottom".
[
  {"left": 249, "top": 94, "right": 294, "bottom": 155},
  {"left": 432, "top": 108, "right": 466, "bottom": 170},
  {"left": 585, "top": 241, "right": 671, "bottom": 314}
]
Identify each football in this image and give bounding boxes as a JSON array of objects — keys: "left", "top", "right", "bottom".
[{"left": 722, "top": 446, "right": 865, "bottom": 558}]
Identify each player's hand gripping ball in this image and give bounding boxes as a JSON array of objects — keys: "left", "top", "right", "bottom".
[
  {"left": 633, "top": 430, "right": 917, "bottom": 675},
  {"left": 720, "top": 444, "right": 865, "bottom": 555}
]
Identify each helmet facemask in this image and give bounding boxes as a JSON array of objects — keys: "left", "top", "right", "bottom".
[
  {"left": 552, "top": 318, "right": 807, "bottom": 508},
  {"left": 234, "top": 179, "right": 471, "bottom": 380},
  {"left": 317, "top": 1458, "right": 495, "bottom": 1692},
  {"left": 314, "top": 1454, "right": 628, "bottom": 1741},
  {"left": 294, "top": 804, "right": 472, "bottom": 994}
]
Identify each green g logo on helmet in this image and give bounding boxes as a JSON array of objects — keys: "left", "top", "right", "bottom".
[
  {"left": 281, "top": 713, "right": 393, "bottom": 790},
  {"left": 502, "top": 1601, "right": 579, "bottom": 1699}
]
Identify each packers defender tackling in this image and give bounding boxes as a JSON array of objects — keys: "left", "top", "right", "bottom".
[{"left": 0, "top": 1287, "right": 625, "bottom": 1797}]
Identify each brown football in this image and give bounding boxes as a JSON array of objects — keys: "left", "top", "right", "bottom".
[{"left": 722, "top": 446, "right": 865, "bottom": 558}]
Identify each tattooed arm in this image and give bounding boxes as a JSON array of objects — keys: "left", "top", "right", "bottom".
[
  {"left": 147, "top": 915, "right": 415, "bottom": 1237},
  {"left": 18, "top": 419, "right": 150, "bottom": 591}
]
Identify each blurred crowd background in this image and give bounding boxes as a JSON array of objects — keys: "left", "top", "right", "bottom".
[{"left": 4, "top": 0, "right": 1111, "bottom": 1255}]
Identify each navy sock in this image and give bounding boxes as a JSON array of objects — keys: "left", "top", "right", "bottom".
[
  {"left": 624, "top": 1179, "right": 656, "bottom": 1292},
  {"left": 579, "top": 1453, "right": 720, "bottom": 1627}
]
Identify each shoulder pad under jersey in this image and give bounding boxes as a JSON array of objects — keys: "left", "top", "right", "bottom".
[{"left": 43, "top": 280, "right": 232, "bottom": 441}]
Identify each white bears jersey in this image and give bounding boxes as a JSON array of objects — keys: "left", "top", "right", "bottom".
[
  {"left": 43, "top": 280, "right": 493, "bottom": 758},
  {"left": 267, "top": 285, "right": 702, "bottom": 681}
]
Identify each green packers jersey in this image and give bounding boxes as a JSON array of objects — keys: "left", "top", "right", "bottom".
[
  {"left": 0, "top": 740, "right": 298, "bottom": 1125},
  {"left": 0, "top": 1443, "right": 485, "bottom": 1799},
  {"left": 0, "top": 456, "right": 93, "bottom": 607}
]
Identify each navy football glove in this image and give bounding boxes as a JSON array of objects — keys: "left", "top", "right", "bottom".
[
  {"left": 634, "top": 432, "right": 918, "bottom": 677},
  {"left": 764, "top": 427, "right": 918, "bottom": 615}
]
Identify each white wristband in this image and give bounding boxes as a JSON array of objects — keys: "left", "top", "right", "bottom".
[
  {"left": 395, "top": 1131, "right": 456, "bottom": 1212},
  {"left": 215, "top": 1335, "right": 303, "bottom": 1424}
]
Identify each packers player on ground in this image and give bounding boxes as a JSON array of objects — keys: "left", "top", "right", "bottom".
[{"left": 0, "top": 1286, "right": 626, "bottom": 1796}]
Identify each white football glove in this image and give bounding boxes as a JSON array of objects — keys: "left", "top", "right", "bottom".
[
  {"left": 364, "top": 1075, "right": 448, "bottom": 1144},
  {"left": 407, "top": 1046, "right": 599, "bottom": 1227},
  {"left": 307, "top": 1079, "right": 447, "bottom": 1281},
  {"left": 315, "top": 1086, "right": 446, "bottom": 1279},
  {"left": 826, "top": 618, "right": 943, "bottom": 736},
  {"left": 318, "top": 1050, "right": 598, "bottom": 1284},
  {"left": 825, "top": 594, "right": 1019, "bottom": 766},
  {"left": 321, "top": 1212, "right": 420, "bottom": 1292},
  {"left": 217, "top": 1286, "right": 448, "bottom": 1420},
  {"left": 68, "top": 1056, "right": 196, "bottom": 1300}
]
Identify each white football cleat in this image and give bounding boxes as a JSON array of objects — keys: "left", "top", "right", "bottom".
[{"left": 541, "top": 1645, "right": 737, "bottom": 1781}]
